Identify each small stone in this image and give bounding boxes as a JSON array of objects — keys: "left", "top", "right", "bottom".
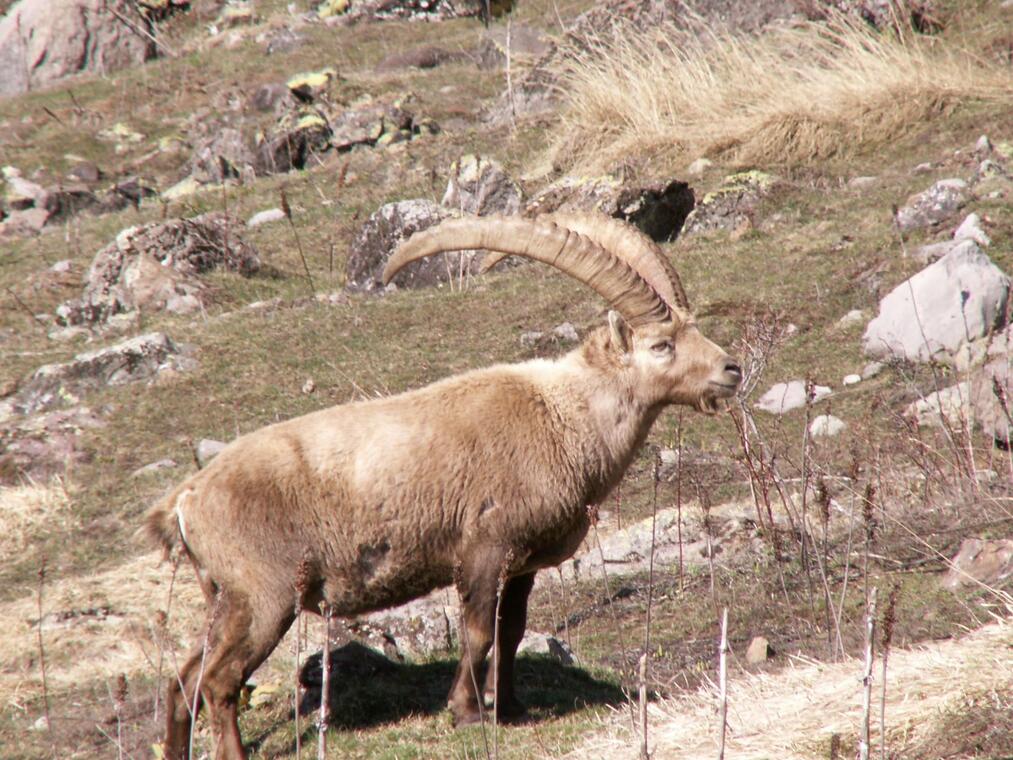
[
  {"left": 47, "top": 326, "right": 90, "bottom": 343},
  {"left": 132, "top": 458, "right": 177, "bottom": 477},
  {"left": 165, "top": 293, "right": 201, "bottom": 315},
  {"left": 520, "top": 331, "right": 543, "bottom": 349},
  {"left": 847, "top": 176, "right": 878, "bottom": 189},
  {"left": 745, "top": 636, "right": 773, "bottom": 664},
  {"left": 552, "top": 322, "right": 579, "bottom": 343},
  {"left": 517, "top": 632, "right": 577, "bottom": 666},
  {"left": 862, "top": 361, "right": 884, "bottom": 379},
  {"left": 755, "top": 381, "right": 831, "bottom": 415},
  {"left": 247, "top": 208, "right": 286, "bottom": 228},
  {"left": 196, "top": 439, "right": 227, "bottom": 467},
  {"left": 809, "top": 414, "right": 846, "bottom": 438},
  {"left": 953, "top": 213, "right": 990, "bottom": 247},
  {"left": 50, "top": 259, "right": 73, "bottom": 273},
  {"left": 842, "top": 374, "right": 861, "bottom": 386},
  {"left": 912, "top": 162, "right": 934, "bottom": 174},
  {"left": 302, "top": 378, "right": 316, "bottom": 394},
  {"left": 686, "top": 158, "right": 713, "bottom": 177},
  {"left": 974, "top": 134, "right": 992, "bottom": 155},
  {"left": 835, "top": 309, "right": 866, "bottom": 330}
]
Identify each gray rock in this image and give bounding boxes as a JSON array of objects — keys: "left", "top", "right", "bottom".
[
  {"left": 835, "top": 309, "right": 866, "bottom": 330},
  {"left": 0, "top": 207, "right": 50, "bottom": 237},
  {"left": 943, "top": 538, "right": 1013, "bottom": 590},
  {"left": 552, "top": 322, "right": 579, "bottom": 343},
  {"left": 196, "top": 438, "right": 227, "bottom": 467},
  {"left": 970, "top": 326, "right": 1012, "bottom": 446},
  {"left": 862, "top": 361, "right": 884, "bottom": 379},
  {"left": 0, "top": 407, "right": 105, "bottom": 485},
  {"left": 975, "top": 134, "right": 993, "bottom": 155},
  {"left": 132, "top": 458, "right": 177, "bottom": 477},
  {"left": 745, "top": 636, "right": 772, "bottom": 664},
  {"left": 912, "top": 239, "right": 960, "bottom": 265},
  {"left": 375, "top": 45, "right": 463, "bottom": 72},
  {"left": 862, "top": 241, "right": 1010, "bottom": 363},
  {"left": 0, "top": 0, "right": 155, "bottom": 97},
  {"left": 953, "top": 213, "right": 990, "bottom": 247},
  {"left": 325, "top": 95, "right": 425, "bottom": 155},
  {"left": 256, "top": 107, "right": 333, "bottom": 175},
  {"left": 904, "top": 382, "right": 970, "bottom": 428},
  {"left": 526, "top": 176, "right": 695, "bottom": 242},
  {"left": 517, "top": 632, "right": 577, "bottom": 666},
  {"left": 686, "top": 158, "right": 713, "bottom": 177},
  {"left": 895, "top": 179, "right": 969, "bottom": 232},
  {"left": 912, "top": 162, "right": 934, "bottom": 174},
  {"left": 848, "top": 176, "right": 878, "bottom": 189},
  {"left": 3, "top": 173, "right": 47, "bottom": 210},
  {"left": 441, "top": 155, "right": 522, "bottom": 217},
  {"left": 56, "top": 213, "right": 259, "bottom": 325},
  {"left": 360, "top": 588, "right": 459, "bottom": 659},
  {"left": 755, "top": 381, "right": 832, "bottom": 415},
  {"left": 842, "top": 373, "right": 861, "bottom": 386},
  {"left": 345, "top": 200, "right": 462, "bottom": 293},
  {"left": 7, "top": 332, "right": 191, "bottom": 417},
  {"left": 520, "top": 331, "right": 543, "bottom": 349},
  {"left": 247, "top": 208, "right": 286, "bottom": 228},
  {"left": 683, "top": 171, "right": 779, "bottom": 236},
  {"left": 809, "top": 414, "right": 846, "bottom": 437},
  {"left": 191, "top": 128, "right": 257, "bottom": 183}
]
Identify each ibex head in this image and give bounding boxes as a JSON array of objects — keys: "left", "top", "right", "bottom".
[{"left": 383, "top": 213, "right": 741, "bottom": 413}]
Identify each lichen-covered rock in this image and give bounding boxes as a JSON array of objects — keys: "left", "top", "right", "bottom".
[
  {"left": 357, "top": 589, "right": 459, "bottom": 659},
  {"left": 971, "top": 326, "right": 1012, "bottom": 447},
  {"left": 441, "top": 155, "right": 522, "bottom": 216},
  {"left": 345, "top": 200, "right": 462, "bottom": 292},
  {"left": 895, "top": 179, "right": 970, "bottom": 232},
  {"left": 56, "top": 213, "right": 260, "bottom": 325},
  {"left": 331, "top": 0, "right": 482, "bottom": 24},
  {"left": 682, "top": 171, "right": 778, "bottom": 235},
  {"left": 526, "top": 176, "right": 695, "bottom": 242},
  {"left": 0, "top": 407, "right": 105, "bottom": 485},
  {"left": 316, "top": 0, "right": 350, "bottom": 18},
  {"left": 862, "top": 241, "right": 1010, "bottom": 363},
  {"left": 191, "top": 128, "right": 257, "bottom": 183},
  {"left": 256, "top": 107, "right": 333, "bottom": 175},
  {"left": 286, "top": 67, "right": 338, "bottom": 102},
  {"left": 328, "top": 94, "right": 427, "bottom": 152},
  {"left": 0, "top": 0, "right": 157, "bottom": 97},
  {"left": 5, "top": 333, "right": 193, "bottom": 418},
  {"left": 517, "top": 632, "right": 577, "bottom": 665}
]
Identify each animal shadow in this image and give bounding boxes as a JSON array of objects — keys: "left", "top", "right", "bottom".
[{"left": 295, "top": 641, "right": 625, "bottom": 730}]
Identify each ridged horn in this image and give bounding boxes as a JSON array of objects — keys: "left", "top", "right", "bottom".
[
  {"left": 483, "top": 212, "right": 691, "bottom": 315},
  {"left": 382, "top": 216, "right": 670, "bottom": 326}
]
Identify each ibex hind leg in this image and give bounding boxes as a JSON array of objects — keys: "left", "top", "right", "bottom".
[
  {"left": 163, "top": 590, "right": 295, "bottom": 760},
  {"left": 482, "top": 571, "right": 535, "bottom": 721}
]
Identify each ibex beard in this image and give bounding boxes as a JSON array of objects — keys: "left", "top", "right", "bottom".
[{"left": 145, "top": 213, "right": 741, "bottom": 759}]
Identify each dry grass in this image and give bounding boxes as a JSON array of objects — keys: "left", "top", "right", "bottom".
[
  {"left": 0, "top": 480, "right": 73, "bottom": 560},
  {"left": 568, "top": 619, "right": 1012, "bottom": 759},
  {"left": 548, "top": 14, "right": 1013, "bottom": 174}
]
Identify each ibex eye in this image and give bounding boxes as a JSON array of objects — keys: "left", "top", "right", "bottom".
[{"left": 651, "top": 341, "right": 672, "bottom": 353}]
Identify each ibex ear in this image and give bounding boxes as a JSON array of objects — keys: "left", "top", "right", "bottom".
[{"left": 608, "top": 310, "right": 632, "bottom": 355}]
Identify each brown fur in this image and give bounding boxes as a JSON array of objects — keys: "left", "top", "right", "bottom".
[{"left": 147, "top": 317, "right": 739, "bottom": 759}]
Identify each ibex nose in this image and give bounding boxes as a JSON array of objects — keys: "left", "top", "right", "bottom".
[{"left": 724, "top": 361, "right": 742, "bottom": 380}]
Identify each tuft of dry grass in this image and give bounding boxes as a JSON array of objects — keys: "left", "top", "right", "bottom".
[
  {"left": 548, "top": 14, "right": 1013, "bottom": 173},
  {"left": 0, "top": 479, "right": 73, "bottom": 559},
  {"left": 567, "top": 620, "right": 1013, "bottom": 759}
]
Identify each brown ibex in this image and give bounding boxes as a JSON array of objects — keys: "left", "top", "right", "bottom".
[{"left": 145, "top": 213, "right": 741, "bottom": 759}]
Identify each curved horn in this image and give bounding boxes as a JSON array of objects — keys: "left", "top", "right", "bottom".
[
  {"left": 484, "top": 213, "right": 690, "bottom": 315},
  {"left": 382, "top": 216, "right": 670, "bottom": 326}
]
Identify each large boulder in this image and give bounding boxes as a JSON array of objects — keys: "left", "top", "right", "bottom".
[
  {"left": 682, "top": 171, "right": 779, "bottom": 235},
  {"left": 0, "top": 0, "right": 157, "bottom": 97},
  {"left": 345, "top": 200, "right": 468, "bottom": 293},
  {"left": 525, "top": 176, "right": 695, "bottom": 242},
  {"left": 755, "top": 380, "right": 832, "bottom": 415},
  {"left": 862, "top": 241, "right": 1010, "bottom": 363},
  {"left": 56, "top": 213, "right": 260, "bottom": 325}
]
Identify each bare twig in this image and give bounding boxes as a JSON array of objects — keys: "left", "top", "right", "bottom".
[
  {"left": 860, "top": 587, "right": 878, "bottom": 760},
  {"left": 294, "top": 557, "right": 311, "bottom": 760},
  {"left": 281, "top": 189, "right": 316, "bottom": 295},
  {"left": 318, "top": 604, "right": 334, "bottom": 760},
  {"left": 107, "top": 5, "right": 177, "bottom": 57},
  {"left": 36, "top": 558, "right": 53, "bottom": 745},
  {"left": 717, "top": 607, "right": 729, "bottom": 760},
  {"left": 638, "top": 653, "right": 649, "bottom": 760}
]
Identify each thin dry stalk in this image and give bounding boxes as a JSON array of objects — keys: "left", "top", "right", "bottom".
[
  {"left": 493, "top": 556, "right": 512, "bottom": 760},
  {"left": 638, "top": 653, "right": 649, "bottom": 760},
  {"left": 114, "top": 673, "right": 128, "bottom": 760},
  {"left": 880, "top": 584, "right": 899, "bottom": 760},
  {"left": 675, "top": 413, "right": 685, "bottom": 591},
  {"left": 860, "top": 587, "right": 879, "bottom": 760},
  {"left": 189, "top": 593, "right": 224, "bottom": 760},
  {"left": 717, "top": 607, "right": 729, "bottom": 760},
  {"left": 294, "top": 557, "right": 311, "bottom": 760},
  {"left": 36, "top": 557, "right": 53, "bottom": 745},
  {"left": 153, "top": 552, "right": 180, "bottom": 726},
  {"left": 318, "top": 604, "right": 334, "bottom": 760},
  {"left": 281, "top": 189, "right": 316, "bottom": 294}
]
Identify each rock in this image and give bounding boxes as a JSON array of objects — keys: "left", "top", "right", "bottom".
[
  {"left": 441, "top": 155, "right": 522, "bottom": 217},
  {"left": 359, "top": 588, "right": 459, "bottom": 658},
  {"left": 953, "top": 213, "right": 990, "bottom": 247},
  {"left": 327, "top": 94, "right": 427, "bottom": 153},
  {"left": 974, "top": 134, "right": 992, "bottom": 155},
  {"left": 56, "top": 213, "right": 259, "bottom": 325},
  {"left": 745, "top": 636, "right": 772, "bottom": 664},
  {"left": 345, "top": 200, "right": 461, "bottom": 293},
  {"left": 552, "top": 322, "right": 579, "bottom": 343},
  {"left": 943, "top": 538, "right": 1013, "bottom": 590},
  {"left": 809, "top": 414, "right": 846, "bottom": 438},
  {"left": 247, "top": 208, "right": 286, "bottom": 227},
  {"left": 476, "top": 24, "right": 552, "bottom": 70},
  {"left": 161, "top": 176, "right": 204, "bottom": 201},
  {"left": 862, "top": 361, "right": 884, "bottom": 379},
  {"left": 66, "top": 162, "right": 102, "bottom": 184},
  {"left": 47, "top": 326, "right": 90, "bottom": 343},
  {"left": 526, "top": 176, "right": 695, "bottom": 242},
  {"left": 520, "top": 330, "right": 543, "bottom": 349},
  {"left": 848, "top": 176, "right": 878, "bottom": 189},
  {"left": 0, "top": 406, "right": 104, "bottom": 484},
  {"left": 895, "top": 179, "right": 970, "bottom": 232},
  {"left": 5, "top": 333, "right": 190, "bottom": 418},
  {"left": 683, "top": 171, "right": 779, "bottom": 235},
  {"left": 316, "top": 0, "right": 349, "bottom": 18},
  {"left": 835, "top": 309, "right": 866, "bottom": 330},
  {"left": 904, "top": 382, "right": 970, "bottom": 428},
  {"left": 912, "top": 239, "right": 960, "bottom": 265},
  {"left": 286, "top": 67, "right": 338, "bottom": 103},
  {"left": 131, "top": 458, "right": 177, "bottom": 477},
  {"left": 330, "top": 0, "right": 481, "bottom": 24},
  {"left": 517, "top": 632, "right": 576, "bottom": 666},
  {"left": 43, "top": 182, "right": 102, "bottom": 222},
  {"left": 376, "top": 45, "right": 463, "bottom": 72},
  {"left": 0, "top": 0, "right": 156, "bottom": 97},
  {"left": 755, "top": 381, "right": 832, "bottom": 415},
  {"left": 190, "top": 128, "right": 257, "bottom": 183},
  {"left": 249, "top": 82, "right": 293, "bottom": 113},
  {"left": 3, "top": 172, "right": 47, "bottom": 210},
  {"left": 196, "top": 438, "right": 226, "bottom": 467},
  {"left": 862, "top": 241, "right": 1010, "bottom": 363},
  {"left": 216, "top": 1, "right": 256, "bottom": 27},
  {"left": 686, "top": 158, "right": 713, "bottom": 177},
  {"left": 256, "top": 108, "right": 332, "bottom": 174},
  {"left": 842, "top": 373, "right": 861, "bottom": 386},
  {"left": 97, "top": 122, "right": 145, "bottom": 146},
  {"left": 0, "top": 207, "right": 50, "bottom": 237},
  {"left": 970, "top": 326, "right": 1012, "bottom": 446}
]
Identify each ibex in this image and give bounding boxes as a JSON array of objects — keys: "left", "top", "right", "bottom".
[{"left": 145, "top": 213, "right": 741, "bottom": 759}]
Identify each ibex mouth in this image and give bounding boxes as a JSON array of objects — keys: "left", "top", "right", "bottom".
[{"left": 697, "top": 395, "right": 722, "bottom": 415}]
